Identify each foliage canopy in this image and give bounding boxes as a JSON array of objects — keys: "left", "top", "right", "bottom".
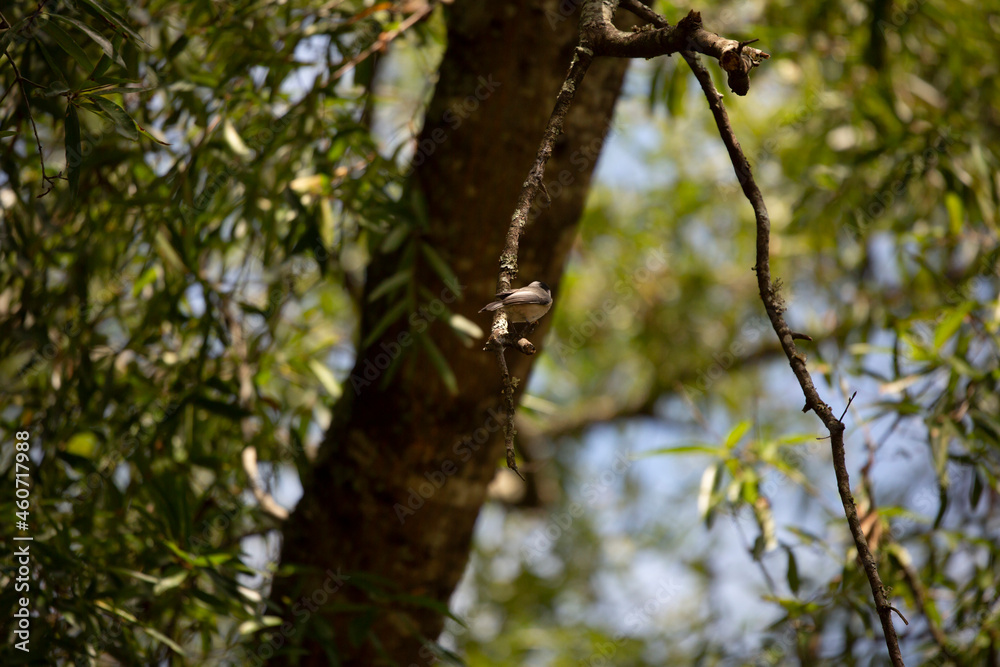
[{"left": 1, "top": 0, "right": 999, "bottom": 665}]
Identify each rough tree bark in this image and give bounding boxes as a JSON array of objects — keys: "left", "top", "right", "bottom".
[{"left": 270, "top": 2, "right": 632, "bottom": 664}]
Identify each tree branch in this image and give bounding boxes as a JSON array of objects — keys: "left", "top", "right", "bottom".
[
  {"left": 589, "top": 1, "right": 768, "bottom": 95},
  {"left": 616, "top": 3, "right": 905, "bottom": 664},
  {"left": 485, "top": 45, "right": 595, "bottom": 476}
]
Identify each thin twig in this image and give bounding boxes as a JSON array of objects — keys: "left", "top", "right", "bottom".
[
  {"left": 330, "top": 2, "right": 435, "bottom": 82},
  {"left": 838, "top": 391, "right": 857, "bottom": 422},
  {"left": 2, "top": 46, "right": 56, "bottom": 196},
  {"left": 492, "top": 348, "right": 525, "bottom": 481}
]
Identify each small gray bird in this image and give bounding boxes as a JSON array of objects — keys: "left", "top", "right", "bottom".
[{"left": 479, "top": 281, "right": 553, "bottom": 323}]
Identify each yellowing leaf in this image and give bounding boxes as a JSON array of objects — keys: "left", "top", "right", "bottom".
[
  {"left": 66, "top": 432, "right": 98, "bottom": 457},
  {"left": 308, "top": 359, "right": 343, "bottom": 399}
]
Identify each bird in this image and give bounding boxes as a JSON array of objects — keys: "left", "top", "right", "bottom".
[{"left": 479, "top": 281, "right": 553, "bottom": 324}]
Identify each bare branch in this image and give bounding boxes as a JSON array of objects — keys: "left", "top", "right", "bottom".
[
  {"left": 593, "top": 1, "right": 768, "bottom": 95},
  {"left": 484, "top": 45, "right": 595, "bottom": 477},
  {"left": 620, "top": 2, "right": 903, "bottom": 663}
]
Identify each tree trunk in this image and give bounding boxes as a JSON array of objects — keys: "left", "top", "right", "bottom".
[{"left": 270, "top": 2, "right": 630, "bottom": 664}]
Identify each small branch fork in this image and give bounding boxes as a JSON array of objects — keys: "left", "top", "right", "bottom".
[{"left": 486, "top": 0, "right": 903, "bottom": 664}]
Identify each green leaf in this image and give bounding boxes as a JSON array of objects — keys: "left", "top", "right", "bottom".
[
  {"left": 49, "top": 13, "right": 120, "bottom": 66},
  {"left": 109, "top": 568, "right": 160, "bottom": 584},
  {"left": 368, "top": 269, "right": 411, "bottom": 303},
  {"left": 380, "top": 223, "right": 410, "bottom": 253},
  {"left": 237, "top": 616, "right": 282, "bottom": 635},
  {"left": 786, "top": 546, "right": 800, "bottom": 594},
  {"left": 89, "top": 31, "right": 124, "bottom": 79},
  {"left": 970, "top": 470, "right": 984, "bottom": 508},
  {"left": 131, "top": 266, "right": 158, "bottom": 296},
  {"left": 223, "top": 119, "right": 252, "bottom": 157},
  {"left": 418, "top": 333, "right": 458, "bottom": 395},
  {"left": 308, "top": 358, "right": 343, "bottom": 398},
  {"left": 138, "top": 626, "right": 187, "bottom": 656},
  {"left": 153, "top": 226, "right": 187, "bottom": 272},
  {"left": 65, "top": 104, "right": 81, "bottom": 196},
  {"left": 933, "top": 302, "right": 973, "bottom": 349},
  {"left": 776, "top": 433, "right": 816, "bottom": 446},
  {"left": 44, "top": 81, "right": 71, "bottom": 97},
  {"left": 94, "top": 600, "right": 138, "bottom": 622},
  {"left": 76, "top": 0, "right": 146, "bottom": 44},
  {"left": 944, "top": 191, "right": 963, "bottom": 235},
  {"left": 724, "top": 420, "right": 752, "bottom": 449},
  {"left": 152, "top": 570, "right": 188, "bottom": 595},
  {"left": 78, "top": 84, "right": 155, "bottom": 96},
  {"left": 361, "top": 298, "right": 410, "bottom": 350},
  {"left": 136, "top": 122, "right": 170, "bottom": 145},
  {"left": 421, "top": 243, "right": 461, "bottom": 296},
  {"left": 0, "top": 18, "right": 26, "bottom": 54},
  {"left": 90, "top": 95, "right": 138, "bottom": 140},
  {"left": 698, "top": 463, "right": 721, "bottom": 525},
  {"left": 191, "top": 553, "right": 233, "bottom": 568},
  {"left": 666, "top": 63, "right": 688, "bottom": 117},
  {"left": 648, "top": 61, "right": 666, "bottom": 111},
  {"left": 636, "top": 444, "right": 721, "bottom": 458},
  {"left": 447, "top": 313, "right": 483, "bottom": 341},
  {"left": 42, "top": 20, "right": 95, "bottom": 73},
  {"left": 167, "top": 34, "right": 189, "bottom": 60},
  {"left": 65, "top": 431, "right": 98, "bottom": 457},
  {"left": 34, "top": 38, "right": 68, "bottom": 84}
]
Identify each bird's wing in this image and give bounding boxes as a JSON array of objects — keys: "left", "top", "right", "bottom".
[{"left": 500, "top": 290, "right": 548, "bottom": 306}]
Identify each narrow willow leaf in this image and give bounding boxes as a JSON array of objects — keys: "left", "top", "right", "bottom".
[
  {"left": 667, "top": 63, "right": 688, "bottom": 117},
  {"left": 49, "top": 13, "right": 120, "bottom": 65},
  {"left": 42, "top": 20, "right": 95, "bottom": 72},
  {"left": 724, "top": 420, "right": 752, "bottom": 449},
  {"left": 361, "top": 298, "right": 410, "bottom": 350},
  {"left": 380, "top": 223, "right": 410, "bottom": 253},
  {"left": 421, "top": 243, "right": 461, "bottom": 296},
  {"left": 368, "top": 269, "right": 411, "bottom": 303},
  {"left": 308, "top": 358, "right": 342, "bottom": 398},
  {"left": 418, "top": 333, "right": 458, "bottom": 396},
  {"left": 152, "top": 570, "right": 188, "bottom": 595},
  {"left": 138, "top": 626, "right": 187, "bottom": 656},
  {"left": 933, "top": 302, "right": 972, "bottom": 349},
  {"left": 76, "top": 0, "right": 145, "bottom": 44},
  {"left": 697, "top": 464, "right": 717, "bottom": 520},
  {"left": 91, "top": 95, "right": 138, "bottom": 140},
  {"left": 223, "top": 119, "right": 252, "bottom": 157},
  {"left": 636, "top": 444, "right": 721, "bottom": 458},
  {"left": 786, "top": 547, "right": 800, "bottom": 594}
]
